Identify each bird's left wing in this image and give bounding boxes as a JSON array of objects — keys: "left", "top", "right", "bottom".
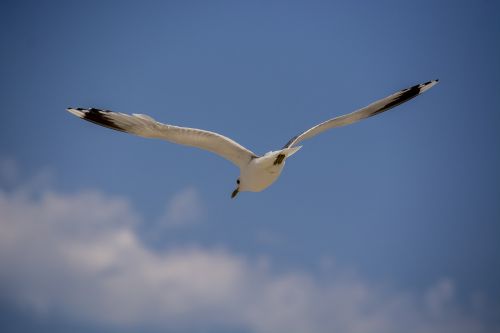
[
  {"left": 283, "top": 79, "right": 439, "bottom": 148},
  {"left": 67, "top": 108, "right": 258, "bottom": 168}
]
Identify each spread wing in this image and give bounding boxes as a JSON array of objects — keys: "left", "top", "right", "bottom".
[
  {"left": 283, "top": 79, "right": 439, "bottom": 148},
  {"left": 67, "top": 108, "right": 258, "bottom": 168}
]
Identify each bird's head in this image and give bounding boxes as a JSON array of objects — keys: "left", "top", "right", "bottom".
[{"left": 231, "top": 178, "right": 241, "bottom": 199}]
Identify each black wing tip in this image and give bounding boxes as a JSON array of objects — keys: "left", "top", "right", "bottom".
[
  {"left": 67, "top": 107, "right": 126, "bottom": 132},
  {"left": 418, "top": 79, "right": 439, "bottom": 94},
  {"left": 423, "top": 78, "right": 439, "bottom": 86},
  {"left": 67, "top": 107, "right": 110, "bottom": 112},
  {"left": 401, "top": 79, "right": 438, "bottom": 92},
  {"left": 381, "top": 80, "right": 433, "bottom": 112}
]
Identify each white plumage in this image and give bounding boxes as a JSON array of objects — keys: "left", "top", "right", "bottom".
[{"left": 67, "top": 79, "right": 438, "bottom": 198}]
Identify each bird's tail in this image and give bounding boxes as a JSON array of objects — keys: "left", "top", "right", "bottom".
[
  {"left": 270, "top": 146, "right": 302, "bottom": 165},
  {"left": 282, "top": 146, "right": 302, "bottom": 158}
]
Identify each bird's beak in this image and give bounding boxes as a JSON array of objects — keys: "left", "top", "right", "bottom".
[{"left": 231, "top": 188, "right": 239, "bottom": 199}]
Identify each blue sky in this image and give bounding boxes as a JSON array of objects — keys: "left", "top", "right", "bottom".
[{"left": 1, "top": 1, "right": 499, "bottom": 332}]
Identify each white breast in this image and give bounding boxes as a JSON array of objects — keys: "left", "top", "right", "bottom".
[{"left": 240, "top": 156, "right": 285, "bottom": 192}]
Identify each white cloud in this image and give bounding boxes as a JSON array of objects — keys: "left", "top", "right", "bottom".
[
  {"left": 425, "top": 278, "right": 455, "bottom": 317},
  {"left": 158, "top": 187, "right": 204, "bottom": 227},
  {"left": 0, "top": 185, "right": 495, "bottom": 333}
]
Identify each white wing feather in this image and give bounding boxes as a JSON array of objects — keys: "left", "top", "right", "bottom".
[
  {"left": 67, "top": 108, "right": 257, "bottom": 168},
  {"left": 283, "top": 80, "right": 439, "bottom": 148}
]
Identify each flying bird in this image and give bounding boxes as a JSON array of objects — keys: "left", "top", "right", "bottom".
[{"left": 67, "top": 79, "right": 438, "bottom": 198}]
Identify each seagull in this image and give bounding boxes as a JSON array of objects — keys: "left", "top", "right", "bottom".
[{"left": 67, "top": 79, "right": 438, "bottom": 198}]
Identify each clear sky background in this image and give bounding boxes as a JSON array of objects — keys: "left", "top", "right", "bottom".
[{"left": 1, "top": 1, "right": 499, "bottom": 332}]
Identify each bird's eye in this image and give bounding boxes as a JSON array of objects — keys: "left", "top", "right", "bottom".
[{"left": 236, "top": 179, "right": 240, "bottom": 184}]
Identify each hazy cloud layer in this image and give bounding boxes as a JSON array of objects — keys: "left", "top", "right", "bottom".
[
  {"left": 0, "top": 186, "right": 494, "bottom": 333},
  {"left": 0, "top": 157, "right": 18, "bottom": 186},
  {"left": 159, "top": 187, "right": 204, "bottom": 228}
]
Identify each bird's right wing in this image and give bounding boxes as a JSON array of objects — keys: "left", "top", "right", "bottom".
[
  {"left": 67, "top": 108, "right": 258, "bottom": 168},
  {"left": 283, "top": 80, "right": 439, "bottom": 148}
]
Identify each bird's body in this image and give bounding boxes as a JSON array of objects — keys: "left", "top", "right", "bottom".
[
  {"left": 238, "top": 146, "right": 301, "bottom": 194},
  {"left": 67, "top": 79, "right": 438, "bottom": 198}
]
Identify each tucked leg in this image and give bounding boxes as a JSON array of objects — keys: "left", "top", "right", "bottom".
[{"left": 274, "top": 154, "right": 286, "bottom": 165}]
